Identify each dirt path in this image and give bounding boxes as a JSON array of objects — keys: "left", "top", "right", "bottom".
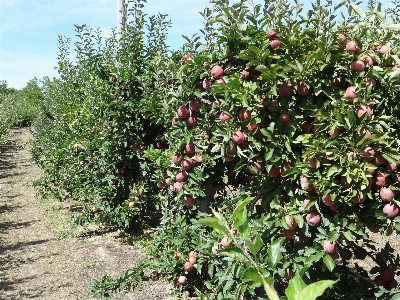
[{"left": 0, "top": 128, "right": 173, "bottom": 300}]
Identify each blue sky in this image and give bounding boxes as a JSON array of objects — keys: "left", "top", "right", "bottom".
[{"left": 0, "top": 0, "right": 390, "bottom": 90}]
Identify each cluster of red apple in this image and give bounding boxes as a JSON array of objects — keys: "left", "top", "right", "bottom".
[
  {"left": 172, "top": 251, "right": 198, "bottom": 288},
  {"left": 297, "top": 36, "right": 400, "bottom": 224}
]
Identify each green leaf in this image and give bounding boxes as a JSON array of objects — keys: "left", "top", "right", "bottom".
[
  {"left": 350, "top": 5, "right": 366, "bottom": 18},
  {"left": 296, "top": 280, "right": 337, "bottom": 300},
  {"left": 389, "top": 70, "right": 400, "bottom": 79},
  {"left": 284, "top": 137, "right": 292, "bottom": 153},
  {"left": 383, "top": 24, "right": 400, "bottom": 31},
  {"left": 242, "top": 267, "right": 264, "bottom": 283},
  {"left": 286, "top": 273, "right": 306, "bottom": 300},
  {"left": 245, "top": 235, "right": 263, "bottom": 256},
  {"left": 197, "top": 217, "right": 229, "bottom": 233},
  {"left": 233, "top": 209, "right": 247, "bottom": 230},
  {"left": 267, "top": 238, "right": 285, "bottom": 268},
  {"left": 220, "top": 247, "right": 248, "bottom": 261},
  {"left": 263, "top": 279, "right": 280, "bottom": 300},
  {"left": 382, "top": 153, "right": 399, "bottom": 165},
  {"left": 390, "top": 294, "right": 400, "bottom": 300},
  {"left": 232, "top": 197, "right": 252, "bottom": 220},
  {"left": 323, "top": 253, "right": 335, "bottom": 272},
  {"left": 264, "top": 147, "right": 274, "bottom": 161},
  {"left": 281, "top": 167, "right": 298, "bottom": 177},
  {"left": 334, "top": 0, "right": 347, "bottom": 10},
  {"left": 326, "top": 165, "right": 341, "bottom": 177}
]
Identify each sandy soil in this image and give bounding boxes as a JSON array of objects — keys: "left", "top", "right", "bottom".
[{"left": 0, "top": 128, "right": 173, "bottom": 300}]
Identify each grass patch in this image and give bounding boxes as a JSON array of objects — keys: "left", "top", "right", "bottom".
[{"left": 39, "top": 196, "right": 87, "bottom": 239}]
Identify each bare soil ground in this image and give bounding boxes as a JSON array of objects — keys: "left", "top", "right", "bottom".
[{"left": 0, "top": 128, "right": 173, "bottom": 300}]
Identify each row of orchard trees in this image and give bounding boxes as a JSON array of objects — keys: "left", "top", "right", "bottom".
[
  {"left": 0, "top": 79, "right": 42, "bottom": 143},
  {"left": 32, "top": 0, "right": 400, "bottom": 299}
]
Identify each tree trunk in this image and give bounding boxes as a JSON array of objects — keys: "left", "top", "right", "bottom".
[{"left": 117, "top": 0, "right": 126, "bottom": 49}]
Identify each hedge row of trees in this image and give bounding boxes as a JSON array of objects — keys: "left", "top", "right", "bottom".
[
  {"left": 9, "top": 0, "right": 400, "bottom": 299},
  {"left": 0, "top": 79, "right": 42, "bottom": 142}
]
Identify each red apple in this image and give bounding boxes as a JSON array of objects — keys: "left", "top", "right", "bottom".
[
  {"left": 283, "top": 229, "right": 295, "bottom": 239},
  {"left": 378, "top": 45, "right": 390, "bottom": 54},
  {"left": 249, "top": 162, "right": 262, "bottom": 174},
  {"left": 329, "top": 128, "right": 339, "bottom": 137},
  {"left": 150, "top": 271, "right": 160, "bottom": 282},
  {"left": 241, "top": 68, "right": 251, "bottom": 79},
  {"left": 284, "top": 268, "right": 294, "bottom": 280},
  {"left": 360, "top": 146, "right": 375, "bottom": 162},
  {"left": 225, "top": 155, "right": 234, "bottom": 162},
  {"left": 184, "top": 261, "right": 193, "bottom": 272},
  {"left": 380, "top": 187, "right": 394, "bottom": 202},
  {"left": 322, "top": 240, "right": 337, "bottom": 254},
  {"left": 383, "top": 203, "right": 399, "bottom": 218},
  {"left": 203, "top": 78, "right": 211, "bottom": 91},
  {"left": 355, "top": 105, "right": 372, "bottom": 119},
  {"left": 220, "top": 236, "right": 230, "bottom": 248},
  {"left": 297, "top": 81, "right": 310, "bottom": 96},
  {"left": 176, "top": 171, "right": 188, "bottom": 182},
  {"left": 219, "top": 111, "right": 231, "bottom": 122},
  {"left": 247, "top": 122, "right": 259, "bottom": 131},
  {"left": 196, "top": 84, "right": 205, "bottom": 93},
  {"left": 358, "top": 127, "right": 371, "bottom": 140},
  {"left": 322, "top": 194, "right": 335, "bottom": 206},
  {"left": 338, "top": 34, "right": 346, "bottom": 43},
  {"left": 239, "top": 108, "right": 251, "bottom": 122},
  {"left": 306, "top": 211, "right": 321, "bottom": 226},
  {"left": 280, "top": 113, "right": 291, "bottom": 124},
  {"left": 346, "top": 41, "right": 358, "bottom": 53},
  {"left": 181, "top": 159, "right": 193, "bottom": 171},
  {"left": 178, "top": 275, "right": 187, "bottom": 284},
  {"left": 185, "top": 143, "right": 196, "bottom": 157},
  {"left": 266, "top": 29, "right": 277, "bottom": 40},
  {"left": 362, "top": 78, "right": 376, "bottom": 87},
  {"left": 189, "top": 98, "right": 202, "bottom": 111},
  {"left": 345, "top": 86, "right": 357, "bottom": 100},
  {"left": 238, "top": 140, "right": 248, "bottom": 149},
  {"left": 185, "top": 116, "right": 197, "bottom": 128},
  {"left": 350, "top": 60, "right": 365, "bottom": 71},
  {"left": 211, "top": 65, "right": 224, "bottom": 79},
  {"left": 173, "top": 181, "right": 184, "bottom": 191},
  {"left": 300, "top": 121, "right": 311, "bottom": 133},
  {"left": 269, "top": 39, "right": 280, "bottom": 50},
  {"left": 269, "top": 167, "right": 282, "bottom": 177},
  {"left": 278, "top": 83, "right": 293, "bottom": 97},
  {"left": 389, "top": 280, "right": 398, "bottom": 289},
  {"left": 192, "top": 155, "right": 203, "bottom": 163},
  {"left": 226, "top": 144, "right": 237, "bottom": 154},
  {"left": 375, "top": 172, "right": 388, "bottom": 187},
  {"left": 300, "top": 177, "right": 314, "bottom": 191},
  {"left": 309, "top": 158, "right": 317, "bottom": 169},
  {"left": 177, "top": 105, "right": 189, "bottom": 119},
  {"left": 232, "top": 131, "right": 245, "bottom": 144},
  {"left": 267, "top": 99, "right": 279, "bottom": 110}
]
